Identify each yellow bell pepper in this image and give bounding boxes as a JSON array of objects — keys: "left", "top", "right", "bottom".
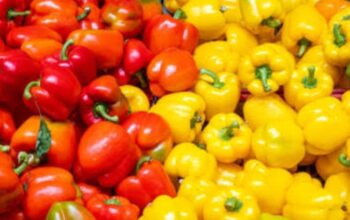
[
  {"left": 283, "top": 172, "right": 345, "bottom": 220},
  {"left": 139, "top": 195, "right": 198, "bottom": 220},
  {"left": 164, "top": 142, "right": 217, "bottom": 180},
  {"left": 297, "top": 97, "right": 350, "bottom": 155},
  {"left": 298, "top": 45, "right": 342, "bottom": 84},
  {"left": 281, "top": 0, "right": 315, "bottom": 13},
  {"left": 182, "top": 0, "right": 227, "bottom": 40},
  {"left": 281, "top": 5, "right": 327, "bottom": 58},
  {"left": 200, "top": 113, "right": 252, "bottom": 163},
  {"left": 238, "top": 43, "right": 295, "bottom": 96},
  {"left": 221, "top": 0, "right": 242, "bottom": 23},
  {"left": 203, "top": 186, "right": 261, "bottom": 220},
  {"left": 194, "top": 69, "right": 240, "bottom": 120},
  {"left": 236, "top": 160, "right": 293, "bottom": 214},
  {"left": 215, "top": 163, "right": 242, "bottom": 188},
  {"left": 338, "top": 138, "right": 350, "bottom": 168},
  {"left": 284, "top": 65, "right": 334, "bottom": 110},
  {"left": 225, "top": 23, "right": 258, "bottom": 56},
  {"left": 150, "top": 92, "right": 206, "bottom": 144},
  {"left": 177, "top": 177, "right": 218, "bottom": 219},
  {"left": 165, "top": 0, "right": 189, "bottom": 13},
  {"left": 194, "top": 41, "right": 240, "bottom": 74},
  {"left": 243, "top": 94, "right": 297, "bottom": 131},
  {"left": 342, "top": 91, "right": 350, "bottom": 115},
  {"left": 260, "top": 213, "right": 289, "bottom": 220},
  {"left": 120, "top": 85, "right": 149, "bottom": 113}
]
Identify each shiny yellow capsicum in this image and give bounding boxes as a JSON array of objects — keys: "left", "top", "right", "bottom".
[
  {"left": 297, "top": 97, "right": 350, "bottom": 155},
  {"left": 164, "top": 142, "right": 217, "bottom": 180},
  {"left": 284, "top": 65, "right": 334, "bottom": 110},
  {"left": 165, "top": 0, "right": 189, "bottom": 13},
  {"left": 221, "top": 0, "right": 242, "bottom": 23},
  {"left": 283, "top": 172, "right": 345, "bottom": 220},
  {"left": 194, "top": 69, "right": 240, "bottom": 120},
  {"left": 281, "top": 0, "right": 315, "bottom": 13},
  {"left": 236, "top": 160, "right": 293, "bottom": 214},
  {"left": 342, "top": 91, "right": 350, "bottom": 115},
  {"left": 120, "top": 85, "right": 150, "bottom": 113},
  {"left": 140, "top": 195, "right": 198, "bottom": 220},
  {"left": 150, "top": 92, "right": 206, "bottom": 144},
  {"left": 260, "top": 213, "right": 289, "bottom": 220},
  {"left": 200, "top": 113, "right": 252, "bottom": 163},
  {"left": 182, "top": 0, "right": 227, "bottom": 40},
  {"left": 238, "top": 43, "right": 295, "bottom": 96},
  {"left": 203, "top": 186, "right": 261, "bottom": 220},
  {"left": 225, "top": 23, "right": 258, "bottom": 56},
  {"left": 215, "top": 163, "right": 242, "bottom": 188},
  {"left": 194, "top": 41, "right": 240, "bottom": 74},
  {"left": 338, "top": 138, "right": 350, "bottom": 168},
  {"left": 243, "top": 94, "right": 297, "bottom": 131},
  {"left": 281, "top": 5, "right": 327, "bottom": 58}
]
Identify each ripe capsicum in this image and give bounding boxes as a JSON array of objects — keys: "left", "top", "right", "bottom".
[
  {"left": 77, "top": 121, "right": 140, "bottom": 188},
  {"left": 122, "top": 111, "right": 173, "bottom": 162},
  {"left": 77, "top": 182, "right": 102, "bottom": 204},
  {"left": 140, "top": 0, "right": 162, "bottom": 21},
  {"left": 20, "top": 37, "right": 63, "bottom": 61},
  {"left": 0, "top": 108, "right": 16, "bottom": 145},
  {"left": 77, "top": 2, "right": 104, "bottom": 30},
  {"left": 225, "top": 23, "right": 258, "bottom": 56},
  {"left": 23, "top": 66, "right": 81, "bottom": 121},
  {"left": 316, "top": 146, "right": 349, "bottom": 180},
  {"left": 46, "top": 201, "right": 96, "bottom": 220},
  {"left": 117, "top": 156, "right": 177, "bottom": 209},
  {"left": 214, "top": 163, "right": 242, "bottom": 188},
  {"left": 120, "top": 85, "right": 150, "bottom": 113},
  {"left": 79, "top": 75, "right": 129, "bottom": 126},
  {"left": 315, "top": 0, "right": 350, "bottom": 21},
  {"left": 325, "top": 172, "right": 350, "bottom": 216}
]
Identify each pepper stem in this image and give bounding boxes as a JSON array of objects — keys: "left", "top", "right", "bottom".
[
  {"left": 23, "top": 80, "right": 40, "bottom": 100},
  {"left": 76, "top": 6, "right": 91, "bottom": 21},
  {"left": 7, "top": 9, "right": 31, "bottom": 20},
  {"left": 297, "top": 38, "right": 311, "bottom": 58},
  {"left": 105, "top": 198, "right": 121, "bottom": 206},
  {"left": 190, "top": 112, "right": 202, "bottom": 129},
  {"left": 225, "top": 197, "right": 243, "bottom": 212},
  {"left": 60, "top": 39, "right": 74, "bottom": 60},
  {"left": 346, "top": 64, "right": 350, "bottom": 78},
  {"left": 261, "top": 17, "right": 282, "bottom": 29},
  {"left": 93, "top": 103, "right": 119, "bottom": 123},
  {"left": 255, "top": 65, "right": 272, "bottom": 92},
  {"left": 302, "top": 66, "right": 317, "bottom": 89},
  {"left": 134, "top": 71, "right": 148, "bottom": 89},
  {"left": 339, "top": 153, "right": 350, "bottom": 167},
  {"left": 0, "top": 145, "right": 10, "bottom": 152},
  {"left": 200, "top": 68, "right": 225, "bottom": 89},
  {"left": 219, "top": 121, "right": 240, "bottom": 141},
  {"left": 173, "top": 9, "right": 187, "bottom": 19},
  {"left": 333, "top": 24, "right": 346, "bottom": 48},
  {"left": 13, "top": 152, "right": 39, "bottom": 175},
  {"left": 135, "top": 156, "right": 152, "bottom": 172}
]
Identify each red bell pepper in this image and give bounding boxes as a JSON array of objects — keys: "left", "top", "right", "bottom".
[
  {"left": 86, "top": 193, "right": 139, "bottom": 220},
  {"left": 77, "top": 121, "right": 141, "bottom": 188},
  {"left": 0, "top": 208, "right": 25, "bottom": 220},
  {"left": 79, "top": 75, "right": 129, "bottom": 126},
  {"left": 114, "top": 67, "right": 132, "bottom": 86},
  {"left": 117, "top": 156, "right": 177, "bottom": 209},
  {"left": 75, "top": 0, "right": 99, "bottom": 5},
  {"left": 0, "top": 108, "right": 16, "bottom": 145},
  {"left": 21, "top": 167, "right": 78, "bottom": 220},
  {"left": 140, "top": 0, "right": 162, "bottom": 22},
  {"left": 78, "top": 3, "right": 104, "bottom": 30},
  {"left": 77, "top": 182, "right": 102, "bottom": 204},
  {"left": 41, "top": 39, "right": 97, "bottom": 85},
  {"left": 122, "top": 111, "right": 173, "bottom": 162},
  {"left": 143, "top": 13, "right": 199, "bottom": 54},
  {"left": 101, "top": 0, "right": 143, "bottom": 38},
  {"left": 23, "top": 66, "right": 81, "bottom": 121},
  {"left": 0, "top": 38, "right": 5, "bottom": 51},
  {"left": 147, "top": 48, "right": 199, "bottom": 97},
  {"left": 0, "top": 0, "right": 30, "bottom": 38}
]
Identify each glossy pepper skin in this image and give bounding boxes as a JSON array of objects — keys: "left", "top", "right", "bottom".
[
  {"left": 225, "top": 23, "right": 258, "bottom": 56},
  {"left": 0, "top": 108, "right": 16, "bottom": 145},
  {"left": 143, "top": 13, "right": 199, "bottom": 54},
  {"left": 236, "top": 160, "right": 293, "bottom": 214},
  {"left": 297, "top": 97, "right": 350, "bottom": 155},
  {"left": 214, "top": 163, "right": 242, "bottom": 188},
  {"left": 281, "top": 5, "right": 327, "bottom": 58},
  {"left": 316, "top": 146, "right": 349, "bottom": 180},
  {"left": 86, "top": 194, "right": 139, "bottom": 220},
  {"left": 117, "top": 157, "right": 176, "bottom": 209},
  {"left": 238, "top": 43, "right": 295, "bottom": 96},
  {"left": 139, "top": 195, "right": 198, "bottom": 220},
  {"left": 122, "top": 111, "right": 173, "bottom": 162},
  {"left": 164, "top": 0, "right": 188, "bottom": 12},
  {"left": 315, "top": 0, "right": 350, "bottom": 21},
  {"left": 11, "top": 116, "right": 77, "bottom": 170},
  {"left": 194, "top": 69, "right": 240, "bottom": 120},
  {"left": 46, "top": 201, "right": 95, "bottom": 220},
  {"left": 140, "top": 0, "right": 162, "bottom": 21},
  {"left": 260, "top": 213, "right": 289, "bottom": 220},
  {"left": 77, "top": 182, "right": 102, "bottom": 204},
  {"left": 41, "top": 39, "right": 97, "bottom": 85},
  {"left": 147, "top": 48, "right": 199, "bottom": 97},
  {"left": 68, "top": 29, "right": 124, "bottom": 69},
  {"left": 325, "top": 172, "right": 350, "bottom": 216},
  {"left": 164, "top": 142, "right": 217, "bottom": 180},
  {"left": 23, "top": 67, "right": 81, "bottom": 121},
  {"left": 150, "top": 92, "right": 206, "bottom": 144},
  {"left": 21, "top": 167, "right": 78, "bottom": 220},
  {"left": 120, "top": 85, "right": 150, "bottom": 113},
  {"left": 101, "top": 0, "right": 143, "bottom": 38},
  {"left": 200, "top": 113, "right": 252, "bottom": 163},
  {"left": 79, "top": 75, "right": 129, "bottom": 126},
  {"left": 20, "top": 38, "right": 63, "bottom": 61},
  {"left": 77, "top": 2, "right": 104, "bottom": 30},
  {"left": 77, "top": 121, "right": 140, "bottom": 188}
]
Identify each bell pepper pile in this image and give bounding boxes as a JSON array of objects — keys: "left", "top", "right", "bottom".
[{"left": 3, "top": 0, "right": 350, "bottom": 219}]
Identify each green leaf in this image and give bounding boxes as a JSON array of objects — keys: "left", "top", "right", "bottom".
[
  {"left": 35, "top": 118, "right": 51, "bottom": 158},
  {"left": 343, "top": 15, "right": 350, "bottom": 20}
]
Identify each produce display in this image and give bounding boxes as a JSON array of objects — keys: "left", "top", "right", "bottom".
[{"left": 2, "top": 0, "right": 350, "bottom": 219}]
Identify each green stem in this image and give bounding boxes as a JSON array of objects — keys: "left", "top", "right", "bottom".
[
  {"left": 76, "top": 6, "right": 91, "bottom": 21},
  {"left": 60, "top": 39, "right": 74, "bottom": 60},
  {"left": 261, "top": 17, "right": 282, "bottom": 29},
  {"left": 135, "top": 71, "right": 148, "bottom": 89},
  {"left": 7, "top": 9, "right": 31, "bottom": 20},
  {"left": 255, "top": 65, "right": 272, "bottom": 92},
  {"left": 297, "top": 38, "right": 311, "bottom": 58},
  {"left": 224, "top": 197, "right": 243, "bottom": 212},
  {"left": 13, "top": 152, "right": 39, "bottom": 175},
  {"left": 200, "top": 68, "right": 225, "bottom": 89},
  {"left": 135, "top": 156, "right": 152, "bottom": 172},
  {"left": 105, "top": 198, "right": 121, "bottom": 206},
  {"left": 0, "top": 145, "right": 10, "bottom": 152},
  {"left": 93, "top": 103, "right": 119, "bottom": 123},
  {"left": 219, "top": 121, "right": 240, "bottom": 141},
  {"left": 302, "top": 66, "right": 317, "bottom": 89},
  {"left": 339, "top": 153, "right": 350, "bottom": 167},
  {"left": 333, "top": 24, "right": 346, "bottom": 48},
  {"left": 23, "top": 80, "right": 40, "bottom": 100},
  {"left": 346, "top": 64, "right": 350, "bottom": 78},
  {"left": 173, "top": 9, "right": 187, "bottom": 19},
  {"left": 190, "top": 112, "right": 202, "bottom": 129}
]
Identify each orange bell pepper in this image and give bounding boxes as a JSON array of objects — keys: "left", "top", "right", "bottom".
[
  {"left": 20, "top": 38, "right": 62, "bottom": 61},
  {"left": 315, "top": 0, "right": 350, "bottom": 21}
]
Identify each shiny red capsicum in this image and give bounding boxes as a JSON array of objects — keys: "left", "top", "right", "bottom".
[
  {"left": 77, "top": 182, "right": 102, "bottom": 204},
  {"left": 0, "top": 108, "right": 16, "bottom": 145},
  {"left": 140, "top": 0, "right": 162, "bottom": 22},
  {"left": 41, "top": 39, "right": 97, "bottom": 85},
  {"left": 86, "top": 193, "right": 140, "bottom": 220},
  {"left": 117, "top": 156, "right": 177, "bottom": 209},
  {"left": 0, "top": 208, "right": 25, "bottom": 220},
  {"left": 23, "top": 66, "right": 81, "bottom": 121},
  {"left": 79, "top": 75, "right": 129, "bottom": 126},
  {"left": 77, "top": 2, "right": 104, "bottom": 30}
]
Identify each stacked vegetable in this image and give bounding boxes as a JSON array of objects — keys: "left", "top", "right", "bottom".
[{"left": 2, "top": 0, "right": 350, "bottom": 219}]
